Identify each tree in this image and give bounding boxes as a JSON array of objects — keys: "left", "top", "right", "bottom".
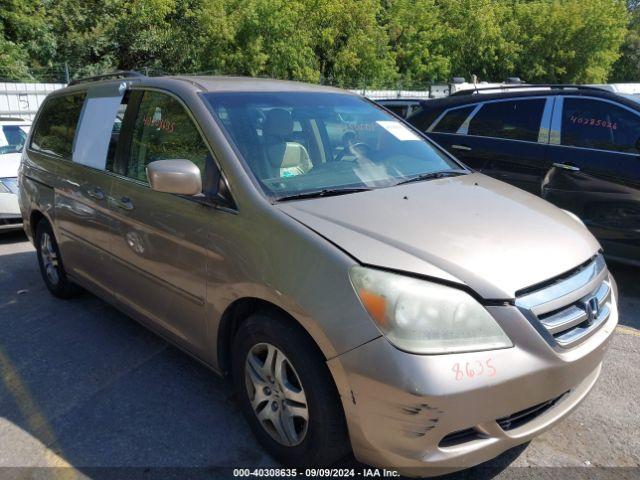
[
  {"left": 612, "top": 0, "right": 640, "bottom": 81},
  {"left": 513, "top": 0, "right": 628, "bottom": 83},
  {"left": 0, "top": 0, "right": 53, "bottom": 80},
  {"left": 382, "top": 0, "right": 450, "bottom": 87},
  {"left": 438, "top": 0, "right": 520, "bottom": 82},
  {"left": 302, "top": 0, "right": 396, "bottom": 87}
]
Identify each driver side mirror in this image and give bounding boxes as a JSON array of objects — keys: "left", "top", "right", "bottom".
[{"left": 146, "top": 159, "right": 202, "bottom": 196}]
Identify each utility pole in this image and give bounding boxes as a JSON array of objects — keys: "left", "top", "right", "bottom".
[{"left": 64, "top": 62, "right": 70, "bottom": 84}]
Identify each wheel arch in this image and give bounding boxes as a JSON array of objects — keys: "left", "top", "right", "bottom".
[
  {"left": 216, "top": 297, "right": 330, "bottom": 377},
  {"left": 29, "top": 209, "right": 47, "bottom": 238}
]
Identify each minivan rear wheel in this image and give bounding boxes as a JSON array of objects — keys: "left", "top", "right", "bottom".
[
  {"left": 35, "top": 220, "right": 79, "bottom": 299},
  {"left": 232, "top": 313, "right": 350, "bottom": 466}
]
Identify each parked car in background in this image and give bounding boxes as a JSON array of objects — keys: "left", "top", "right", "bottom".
[
  {"left": 375, "top": 98, "right": 424, "bottom": 119},
  {"left": 407, "top": 85, "right": 640, "bottom": 266},
  {"left": 0, "top": 117, "right": 30, "bottom": 231},
  {"left": 20, "top": 74, "right": 617, "bottom": 475}
]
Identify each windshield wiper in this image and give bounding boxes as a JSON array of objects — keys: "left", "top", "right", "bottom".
[
  {"left": 395, "top": 169, "right": 468, "bottom": 186},
  {"left": 277, "top": 187, "right": 372, "bottom": 202}
]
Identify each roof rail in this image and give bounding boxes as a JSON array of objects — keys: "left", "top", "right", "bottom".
[
  {"left": 67, "top": 70, "right": 145, "bottom": 87},
  {"left": 450, "top": 84, "right": 609, "bottom": 97}
]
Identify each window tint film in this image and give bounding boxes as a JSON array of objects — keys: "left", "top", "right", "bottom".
[
  {"left": 468, "top": 99, "right": 545, "bottom": 141},
  {"left": 127, "top": 91, "right": 210, "bottom": 186},
  {"left": 432, "top": 106, "right": 475, "bottom": 133},
  {"left": 30, "top": 94, "right": 86, "bottom": 159},
  {"left": 561, "top": 98, "right": 640, "bottom": 153},
  {"left": 0, "top": 125, "right": 29, "bottom": 155},
  {"left": 204, "top": 92, "right": 460, "bottom": 199}
]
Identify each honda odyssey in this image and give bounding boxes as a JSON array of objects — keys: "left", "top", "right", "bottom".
[{"left": 19, "top": 73, "right": 618, "bottom": 476}]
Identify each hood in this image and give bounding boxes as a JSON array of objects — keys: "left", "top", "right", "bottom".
[
  {"left": 278, "top": 173, "right": 600, "bottom": 299},
  {"left": 0, "top": 153, "right": 21, "bottom": 178}
]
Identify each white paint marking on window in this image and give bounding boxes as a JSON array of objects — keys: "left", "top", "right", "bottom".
[{"left": 376, "top": 120, "right": 421, "bottom": 141}]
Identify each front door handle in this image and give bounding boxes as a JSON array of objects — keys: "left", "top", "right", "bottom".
[
  {"left": 113, "top": 196, "right": 134, "bottom": 210},
  {"left": 451, "top": 144, "right": 472, "bottom": 151},
  {"left": 86, "top": 187, "right": 105, "bottom": 200},
  {"left": 553, "top": 162, "right": 581, "bottom": 172}
]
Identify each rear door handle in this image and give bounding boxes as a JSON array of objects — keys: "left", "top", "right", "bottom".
[
  {"left": 86, "top": 187, "right": 105, "bottom": 200},
  {"left": 553, "top": 162, "right": 581, "bottom": 172},
  {"left": 451, "top": 144, "right": 472, "bottom": 151},
  {"left": 113, "top": 196, "right": 134, "bottom": 210}
]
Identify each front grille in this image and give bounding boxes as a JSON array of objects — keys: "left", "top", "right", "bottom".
[
  {"left": 496, "top": 392, "right": 568, "bottom": 431},
  {"left": 516, "top": 254, "right": 612, "bottom": 348}
]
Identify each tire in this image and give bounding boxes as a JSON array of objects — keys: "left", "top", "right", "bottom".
[
  {"left": 35, "top": 219, "right": 80, "bottom": 299},
  {"left": 232, "top": 313, "right": 350, "bottom": 467}
]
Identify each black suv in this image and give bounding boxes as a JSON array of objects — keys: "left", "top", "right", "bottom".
[{"left": 406, "top": 86, "right": 640, "bottom": 266}]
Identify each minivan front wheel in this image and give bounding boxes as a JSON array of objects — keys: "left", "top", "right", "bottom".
[
  {"left": 232, "top": 313, "right": 349, "bottom": 466},
  {"left": 35, "top": 220, "right": 79, "bottom": 299},
  {"left": 245, "top": 342, "right": 309, "bottom": 446}
]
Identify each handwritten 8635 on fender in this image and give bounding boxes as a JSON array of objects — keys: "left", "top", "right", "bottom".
[{"left": 452, "top": 358, "right": 496, "bottom": 381}]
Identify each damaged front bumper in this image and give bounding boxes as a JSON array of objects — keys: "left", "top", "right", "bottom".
[{"left": 327, "top": 296, "right": 618, "bottom": 477}]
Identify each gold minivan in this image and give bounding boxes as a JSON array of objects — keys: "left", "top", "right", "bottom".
[{"left": 19, "top": 73, "right": 618, "bottom": 476}]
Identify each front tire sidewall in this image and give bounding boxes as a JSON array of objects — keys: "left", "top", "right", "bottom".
[{"left": 232, "top": 315, "right": 348, "bottom": 467}]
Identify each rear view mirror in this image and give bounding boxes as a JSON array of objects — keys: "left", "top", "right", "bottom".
[{"left": 146, "top": 159, "right": 202, "bottom": 196}]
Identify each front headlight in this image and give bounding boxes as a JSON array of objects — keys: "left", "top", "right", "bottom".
[{"left": 349, "top": 266, "right": 512, "bottom": 354}]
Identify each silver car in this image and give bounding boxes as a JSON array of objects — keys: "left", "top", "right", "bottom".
[{"left": 19, "top": 73, "right": 618, "bottom": 476}]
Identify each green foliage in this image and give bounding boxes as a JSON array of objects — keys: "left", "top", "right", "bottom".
[
  {"left": 0, "top": 0, "right": 632, "bottom": 85},
  {"left": 612, "top": 1, "right": 640, "bottom": 80},
  {"left": 513, "top": 0, "right": 628, "bottom": 83},
  {"left": 439, "top": 0, "right": 520, "bottom": 81},
  {"left": 382, "top": 0, "right": 450, "bottom": 86}
]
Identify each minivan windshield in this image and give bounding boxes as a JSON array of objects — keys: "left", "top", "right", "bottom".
[{"left": 204, "top": 92, "right": 464, "bottom": 200}]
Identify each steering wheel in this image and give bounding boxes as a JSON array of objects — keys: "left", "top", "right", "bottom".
[{"left": 335, "top": 142, "right": 372, "bottom": 162}]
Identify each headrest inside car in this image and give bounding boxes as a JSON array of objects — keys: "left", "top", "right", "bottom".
[{"left": 263, "top": 108, "right": 293, "bottom": 137}]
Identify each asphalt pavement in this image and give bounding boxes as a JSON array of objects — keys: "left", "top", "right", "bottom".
[{"left": 0, "top": 230, "right": 638, "bottom": 480}]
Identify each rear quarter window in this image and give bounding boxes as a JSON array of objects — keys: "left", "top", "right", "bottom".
[{"left": 30, "top": 93, "right": 86, "bottom": 160}]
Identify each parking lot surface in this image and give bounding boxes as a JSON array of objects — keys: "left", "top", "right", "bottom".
[{"left": 0, "top": 230, "right": 639, "bottom": 479}]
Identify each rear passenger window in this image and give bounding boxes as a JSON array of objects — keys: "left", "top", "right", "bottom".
[
  {"left": 468, "top": 99, "right": 545, "bottom": 142},
  {"left": 561, "top": 98, "right": 640, "bottom": 153},
  {"left": 30, "top": 94, "right": 86, "bottom": 159},
  {"left": 432, "top": 106, "right": 475, "bottom": 133},
  {"left": 126, "top": 91, "right": 210, "bottom": 185}
]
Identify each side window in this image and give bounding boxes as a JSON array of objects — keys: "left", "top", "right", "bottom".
[
  {"left": 561, "top": 98, "right": 640, "bottom": 153},
  {"left": 30, "top": 93, "right": 86, "bottom": 159},
  {"left": 126, "top": 91, "right": 210, "bottom": 185},
  {"left": 468, "top": 99, "right": 545, "bottom": 142},
  {"left": 432, "top": 106, "right": 475, "bottom": 133}
]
